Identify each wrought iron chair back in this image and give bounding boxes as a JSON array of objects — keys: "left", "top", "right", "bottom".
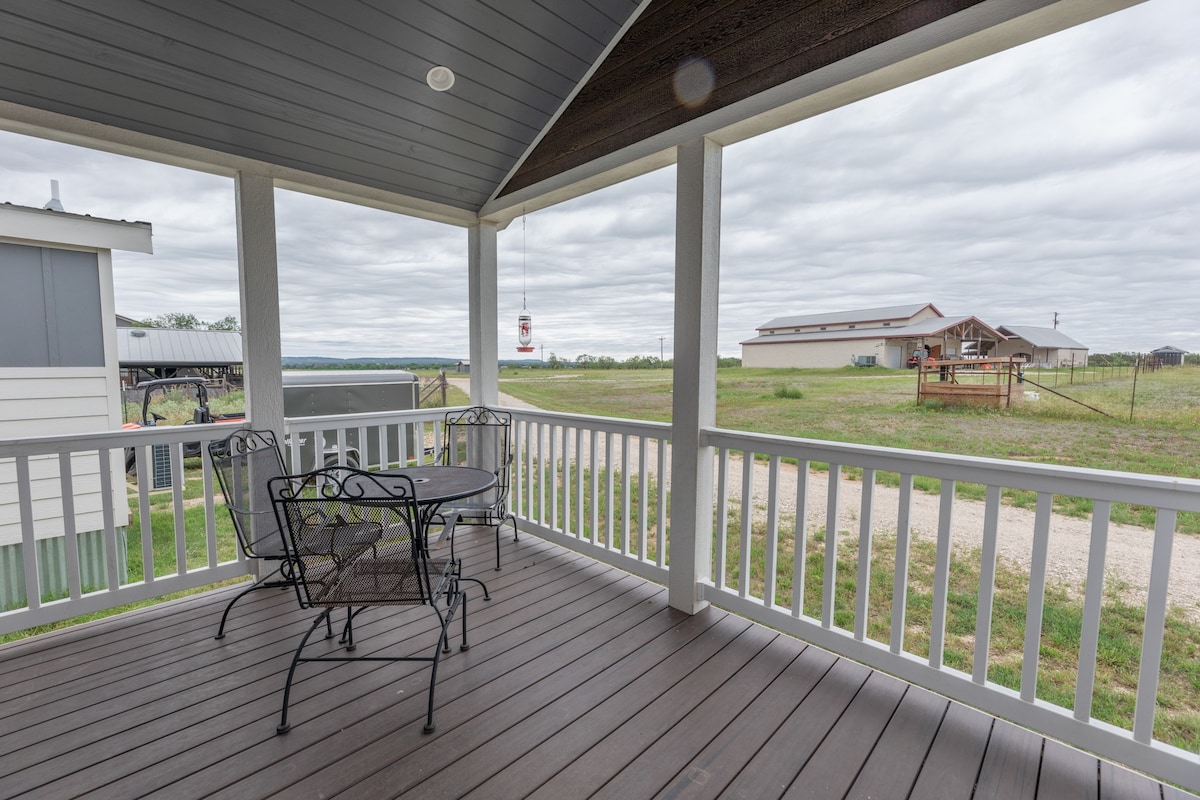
[
  {"left": 208, "top": 428, "right": 292, "bottom": 639},
  {"left": 268, "top": 467, "right": 469, "bottom": 734},
  {"left": 439, "top": 406, "right": 518, "bottom": 569}
]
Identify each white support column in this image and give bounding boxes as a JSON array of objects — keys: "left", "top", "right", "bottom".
[
  {"left": 468, "top": 222, "right": 499, "bottom": 407},
  {"left": 234, "top": 172, "right": 284, "bottom": 435},
  {"left": 668, "top": 137, "right": 722, "bottom": 614}
]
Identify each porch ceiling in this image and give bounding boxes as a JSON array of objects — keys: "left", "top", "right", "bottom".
[{"left": 0, "top": 0, "right": 1146, "bottom": 225}]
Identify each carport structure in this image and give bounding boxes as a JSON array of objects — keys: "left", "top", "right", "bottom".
[{"left": 5, "top": 2, "right": 1200, "bottom": 796}]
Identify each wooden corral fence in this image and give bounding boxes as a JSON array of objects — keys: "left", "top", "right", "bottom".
[{"left": 917, "top": 357, "right": 1023, "bottom": 409}]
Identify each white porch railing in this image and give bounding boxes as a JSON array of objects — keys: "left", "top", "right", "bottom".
[
  {"left": 508, "top": 409, "right": 671, "bottom": 586},
  {"left": 4, "top": 408, "right": 1200, "bottom": 790},
  {"left": 0, "top": 424, "right": 249, "bottom": 636},
  {"left": 701, "top": 426, "right": 1200, "bottom": 793}
]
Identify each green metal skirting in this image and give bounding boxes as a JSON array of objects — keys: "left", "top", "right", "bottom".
[{"left": 0, "top": 529, "right": 128, "bottom": 611}]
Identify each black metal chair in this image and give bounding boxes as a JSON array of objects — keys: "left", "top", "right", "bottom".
[
  {"left": 209, "top": 429, "right": 294, "bottom": 640},
  {"left": 436, "top": 406, "right": 518, "bottom": 570},
  {"left": 270, "top": 467, "right": 469, "bottom": 735}
]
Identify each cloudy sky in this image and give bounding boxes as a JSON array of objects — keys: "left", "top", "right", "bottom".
[{"left": 2, "top": 0, "right": 1197, "bottom": 361}]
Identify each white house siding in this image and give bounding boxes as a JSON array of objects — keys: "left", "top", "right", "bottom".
[
  {"left": 0, "top": 370, "right": 129, "bottom": 547},
  {"left": 743, "top": 338, "right": 887, "bottom": 368}
]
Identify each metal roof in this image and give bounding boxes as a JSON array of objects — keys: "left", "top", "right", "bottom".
[
  {"left": 757, "top": 303, "right": 940, "bottom": 332},
  {"left": 0, "top": 2, "right": 1142, "bottom": 226},
  {"left": 997, "top": 325, "right": 1088, "bottom": 350},
  {"left": 117, "top": 327, "right": 242, "bottom": 367},
  {"left": 742, "top": 314, "right": 1004, "bottom": 346}
]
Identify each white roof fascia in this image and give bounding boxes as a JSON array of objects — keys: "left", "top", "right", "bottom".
[{"left": 0, "top": 204, "right": 152, "bottom": 253}]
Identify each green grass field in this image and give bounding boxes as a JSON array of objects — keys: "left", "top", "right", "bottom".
[{"left": 491, "top": 364, "right": 1200, "bottom": 479}]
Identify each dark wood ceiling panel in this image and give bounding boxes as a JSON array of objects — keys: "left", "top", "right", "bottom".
[{"left": 501, "top": 0, "right": 986, "bottom": 198}]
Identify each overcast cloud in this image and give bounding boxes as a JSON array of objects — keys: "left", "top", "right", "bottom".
[{"left": 1, "top": 0, "right": 1197, "bottom": 361}]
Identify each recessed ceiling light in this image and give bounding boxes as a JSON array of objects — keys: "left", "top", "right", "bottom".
[{"left": 426, "top": 66, "right": 455, "bottom": 92}]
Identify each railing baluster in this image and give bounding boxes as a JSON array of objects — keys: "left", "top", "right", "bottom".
[
  {"left": 549, "top": 423, "right": 559, "bottom": 531},
  {"left": 172, "top": 444, "right": 187, "bottom": 576},
  {"left": 575, "top": 427, "right": 585, "bottom": 538},
  {"left": 656, "top": 437, "right": 667, "bottom": 568},
  {"left": 715, "top": 447, "right": 729, "bottom": 591},
  {"left": 589, "top": 429, "right": 599, "bottom": 546},
  {"left": 16, "top": 455, "right": 39, "bottom": 608},
  {"left": 1021, "top": 492, "right": 1053, "bottom": 702},
  {"left": 99, "top": 447, "right": 121, "bottom": 592},
  {"left": 891, "top": 473, "right": 913, "bottom": 654},
  {"left": 1134, "top": 509, "right": 1177, "bottom": 744},
  {"left": 793, "top": 460, "right": 809, "bottom": 618},
  {"left": 1075, "top": 499, "right": 1111, "bottom": 722},
  {"left": 605, "top": 431, "right": 615, "bottom": 549},
  {"left": 929, "top": 476, "right": 953, "bottom": 667},
  {"left": 973, "top": 484, "right": 1000, "bottom": 684},
  {"left": 854, "top": 468, "right": 875, "bottom": 641},
  {"left": 638, "top": 436, "right": 649, "bottom": 560},
  {"left": 823, "top": 463, "right": 841, "bottom": 628},
  {"left": 621, "top": 433, "right": 631, "bottom": 556},
  {"left": 202, "top": 444, "right": 218, "bottom": 568},
  {"left": 765, "top": 455, "right": 780, "bottom": 609},
  {"left": 739, "top": 451, "right": 755, "bottom": 599},
  {"left": 58, "top": 452, "right": 82, "bottom": 601}
]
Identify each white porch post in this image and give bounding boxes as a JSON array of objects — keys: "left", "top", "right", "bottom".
[
  {"left": 234, "top": 172, "right": 284, "bottom": 435},
  {"left": 668, "top": 137, "right": 722, "bottom": 614},
  {"left": 468, "top": 222, "right": 500, "bottom": 407}
]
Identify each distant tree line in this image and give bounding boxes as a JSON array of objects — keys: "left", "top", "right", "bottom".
[{"left": 136, "top": 312, "right": 241, "bottom": 331}]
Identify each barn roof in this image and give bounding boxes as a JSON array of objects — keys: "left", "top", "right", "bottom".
[
  {"left": 117, "top": 327, "right": 242, "bottom": 367},
  {"left": 997, "top": 325, "right": 1087, "bottom": 350},
  {"left": 756, "top": 303, "right": 941, "bottom": 332}
]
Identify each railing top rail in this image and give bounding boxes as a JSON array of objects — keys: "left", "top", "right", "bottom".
[
  {"left": 283, "top": 406, "right": 458, "bottom": 429},
  {"left": 506, "top": 407, "right": 671, "bottom": 438},
  {"left": 704, "top": 426, "right": 1200, "bottom": 512},
  {"left": 0, "top": 422, "right": 249, "bottom": 458}
]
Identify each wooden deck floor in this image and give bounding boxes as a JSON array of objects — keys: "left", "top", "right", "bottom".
[{"left": 0, "top": 527, "right": 1192, "bottom": 800}]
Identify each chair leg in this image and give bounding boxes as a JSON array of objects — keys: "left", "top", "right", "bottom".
[
  {"left": 277, "top": 609, "right": 332, "bottom": 734},
  {"left": 424, "top": 589, "right": 465, "bottom": 734},
  {"left": 214, "top": 565, "right": 287, "bottom": 640}
]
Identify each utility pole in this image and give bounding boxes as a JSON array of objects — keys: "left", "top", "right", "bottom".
[
  {"left": 1053, "top": 312, "right": 1059, "bottom": 329},
  {"left": 659, "top": 336, "right": 666, "bottom": 367}
]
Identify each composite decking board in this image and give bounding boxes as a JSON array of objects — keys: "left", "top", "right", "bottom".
[
  {"left": 1099, "top": 759, "right": 1165, "bottom": 800},
  {"left": 970, "top": 719, "right": 1043, "bottom": 800},
  {"left": 0, "top": 584, "right": 243, "bottom": 676},
  {"left": 305, "top": 596, "right": 701, "bottom": 800},
  {"left": 782, "top": 671, "right": 910, "bottom": 799},
  {"left": 214, "top": 577, "right": 675, "bottom": 800},
  {"left": 0, "top": 585, "right": 271, "bottom": 696},
  {"left": 1036, "top": 739, "right": 1098, "bottom": 800},
  {"left": 73, "top": 537, "right": 617, "bottom": 800},
  {"left": 908, "top": 699, "right": 995, "bottom": 798},
  {"left": 0, "top": 587, "right": 296, "bottom": 728},
  {"left": 844, "top": 685, "right": 949, "bottom": 800},
  {"left": 717, "top": 657, "right": 873, "bottom": 799},
  {"left": 651, "top": 644, "right": 841, "bottom": 800},
  {"left": 13, "top": 530, "right": 559, "bottom": 799},
  {"left": 358, "top": 609, "right": 753, "bottom": 800},
  {"left": 588, "top": 634, "right": 808, "bottom": 800},
  {"left": 1, "top": 526, "right": 1192, "bottom": 800},
  {"left": 0, "top": 596, "right": 314, "bottom": 775},
  {"left": 130, "top": 544, "right": 654, "bottom": 799},
  {"left": 513, "top": 620, "right": 776, "bottom": 800}
]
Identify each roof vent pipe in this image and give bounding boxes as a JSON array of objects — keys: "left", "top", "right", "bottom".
[{"left": 43, "top": 179, "right": 65, "bottom": 212}]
